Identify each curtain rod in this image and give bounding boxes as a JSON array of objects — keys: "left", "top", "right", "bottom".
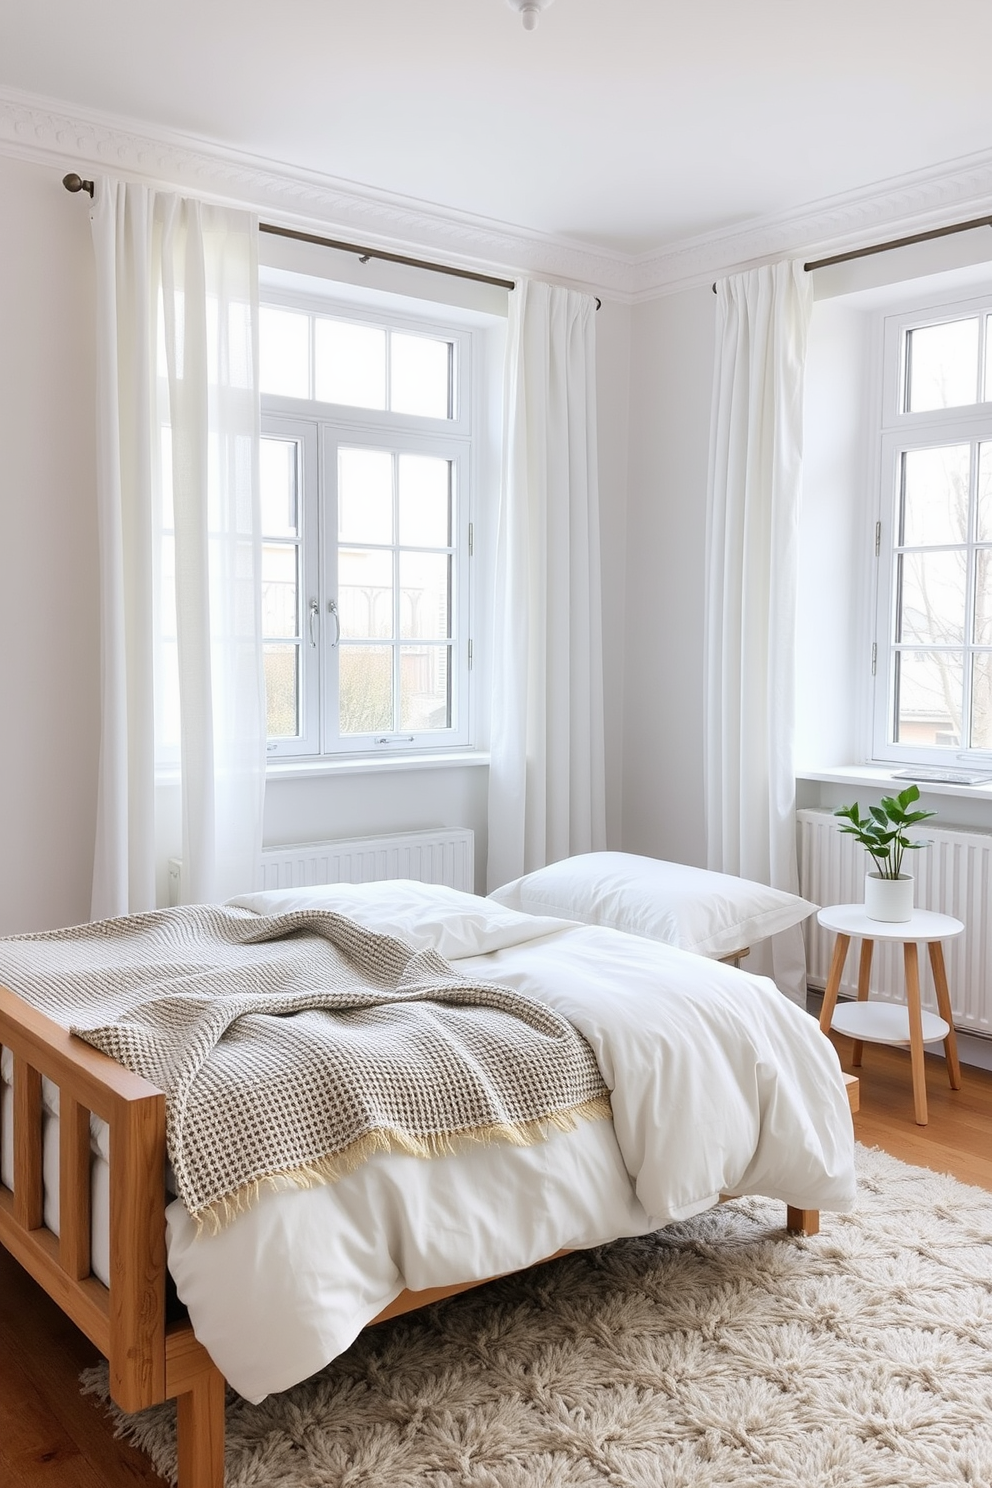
[
  {"left": 63, "top": 175, "right": 602, "bottom": 307},
  {"left": 803, "top": 213, "right": 992, "bottom": 273},
  {"left": 711, "top": 212, "right": 992, "bottom": 292},
  {"left": 259, "top": 222, "right": 517, "bottom": 292}
]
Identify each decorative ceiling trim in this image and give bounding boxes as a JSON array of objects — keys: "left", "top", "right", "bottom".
[
  {"left": 629, "top": 149, "right": 992, "bottom": 299},
  {"left": 0, "top": 87, "right": 634, "bottom": 298},
  {"left": 3, "top": 84, "right": 992, "bottom": 304}
]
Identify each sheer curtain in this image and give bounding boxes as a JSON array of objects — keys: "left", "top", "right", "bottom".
[
  {"left": 90, "top": 180, "right": 265, "bottom": 918},
  {"left": 704, "top": 260, "right": 813, "bottom": 1004},
  {"left": 487, "top": 279, "right": 607, "bottom": 890}
]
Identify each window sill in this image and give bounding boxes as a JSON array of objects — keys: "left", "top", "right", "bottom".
[
  {"left": 266, "top": 749, "right": 490, "bottom": 781},
  {"left": 798, "top": 765, "right": 992, "bottom": 804}
]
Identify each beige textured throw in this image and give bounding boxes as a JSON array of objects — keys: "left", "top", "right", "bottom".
[{"left": 0, "top": 905, "right": 610, "bottom": 1232}]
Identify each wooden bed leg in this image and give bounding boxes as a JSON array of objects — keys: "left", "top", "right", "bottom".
[
  {"left": 176, "top": 1363, "right": 226, "bottom": 1488},
  {"left": 786, "top": 1206, "right": 819, "bottom": 1236}
]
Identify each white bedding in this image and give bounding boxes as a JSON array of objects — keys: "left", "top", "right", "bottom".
[{"left": 2, "top": 881, "right": 857, "bottom": 1404}]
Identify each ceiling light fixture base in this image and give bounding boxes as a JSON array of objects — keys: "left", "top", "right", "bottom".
[{"left": 505, "top": 0, "right": 555, "bottom": 31}]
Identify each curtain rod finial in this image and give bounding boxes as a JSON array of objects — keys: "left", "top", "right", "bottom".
[{"left": 63, "top": 173, "right": 94, "bottom": 198}]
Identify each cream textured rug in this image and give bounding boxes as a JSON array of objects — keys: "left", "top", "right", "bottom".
[{"left": 85, "top": 1145, "right": 992, "bottom": 1487}]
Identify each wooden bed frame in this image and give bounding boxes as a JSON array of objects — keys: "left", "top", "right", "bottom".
[{"left": 0, "top": 983, "right": 859, "bottom": 1488}]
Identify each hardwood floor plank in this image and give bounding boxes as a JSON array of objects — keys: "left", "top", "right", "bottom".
[
  {"left": 827, "top": 1030, "right": 992, "bottom": 1192},
  {"left": 0, "top": 1348, "right": 108, "bottom": 1486},
  {"left": 0, "top": 1247, "right": 167, "bottom": 1487}
]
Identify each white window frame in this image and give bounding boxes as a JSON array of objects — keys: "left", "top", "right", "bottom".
[
  {"left": 261, "top": 290, "right": 477, "bottom": 761},
  {"left": 870, "top": 290, "right": 992, "bottom": 766}
]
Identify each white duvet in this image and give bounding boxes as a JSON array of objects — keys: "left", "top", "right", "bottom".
[{"left": 146, "top": 881, "right": 855, "bottom": 1401}]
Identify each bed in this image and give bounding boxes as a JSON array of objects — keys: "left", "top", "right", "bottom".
[{"left": 0, "top": 876, "right": 856, "bottom": 1488}]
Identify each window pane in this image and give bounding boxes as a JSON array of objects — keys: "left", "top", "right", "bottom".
[
  {"left": 261, "top": 544, "right": 298, "bottom": 637},
  {"left": 977, "top": 443, "right": 992, "bottom": 544},
  {"left": 896, "top": 550, "right": 966, "bottom": 646},
  {"left": 400, "top": 552, "right": 450, "bottom": 639},
  {"left": 339, "top": 645, "right": 393, "bottom": 734},
  {"left": 260, "top": 439, "right": 298, "bottom": 539},
  {"left": 976, "top": 547, "right": 992, "bottom": 645},
  {"left": 264, "top": 644, "right": 299, "bottom": 738},
  {"left": 339, "top": 549, "right": 393, "bottom": 638},
  {"left": 260, "top": 307, "right": 309, "bottom": 398},
  {"left": 972, "top": 653, "right": 992, "bottom": 748},
  {"left": 905, "top": 318, "right": 979, "bottom": 412},
  {"left": 400, "top": 645, "right": 450, "bottom": 730},
  {"left": 900, "top": 445, "right": 970, "bottom": 546},
  {"left": 391, "top": 333, "right": 451, "bottom": 418},
  {"left": 399, "top": 455, "right": 451, "bottom": 547},
  {"left": 894, "top": 650, "right": 963, "bottom": 747},
  {"left": 315, "top": 320, "right": 386, "bottom": 410},
  {"left": 338, "top": 448, "right": 392, "bottom": 544}
]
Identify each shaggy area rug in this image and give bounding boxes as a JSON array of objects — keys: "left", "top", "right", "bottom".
[{"left": 85, "top": 1144, "right": 992, "bottom": 1487}]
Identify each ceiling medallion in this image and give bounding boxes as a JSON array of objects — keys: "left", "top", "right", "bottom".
[{"left": 505, "top": 0, "right": 555, "bottom": 30}]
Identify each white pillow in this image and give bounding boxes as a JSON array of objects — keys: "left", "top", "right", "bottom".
[
  {"left": 228, "top": 879, "right": 574, "bottom": 962},
  {"left": 488, "top": 852, "right": 817, "bottom": 957}
]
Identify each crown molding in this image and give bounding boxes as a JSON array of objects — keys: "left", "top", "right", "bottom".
[
  {"left": 630, "top": 147, "right": 992, "bottom": 299},
  {"left": 3, "top": 84, "right": 992, "bottom": 305},
  {"left": 0, "top": 86, "right": 635, "bottom": 299}
]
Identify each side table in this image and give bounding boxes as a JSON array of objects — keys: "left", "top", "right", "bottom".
[{"left": 816, "top": 904, "right": 964, "bottom": 1126}]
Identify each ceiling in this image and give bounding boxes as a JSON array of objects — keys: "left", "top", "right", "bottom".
[{"left": 2, "top": 0, "right": 992, "bottom": 260}]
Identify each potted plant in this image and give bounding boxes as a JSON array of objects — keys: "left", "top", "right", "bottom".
[{"left": 833, "top": 784, "right": 935, "bottom": 922}]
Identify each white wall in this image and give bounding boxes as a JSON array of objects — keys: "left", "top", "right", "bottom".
[
  {"left": 622, "top": 285, "right": 716, "bottom": 868},
  {"left": 0, "top": 150, "right": 633, "bottom": 925},
  {"left": 0, "top": 154, "right": 100, "bottom": 934}
]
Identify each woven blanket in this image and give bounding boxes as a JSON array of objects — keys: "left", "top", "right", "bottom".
[{"left": 0, "top": 906, "right": 610, "bottom": 1232}]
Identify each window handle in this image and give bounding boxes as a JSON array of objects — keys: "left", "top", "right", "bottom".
[
  {"left": 308, "top": 598, "right": 319, "bottom": 647},
  {"left": 328, "top": 598, "right": 341, "bottom": 648}
]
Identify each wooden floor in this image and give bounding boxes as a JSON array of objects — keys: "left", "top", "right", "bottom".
[{"left": 2, "top": 1035, "right": 991, "bottom": 1487}]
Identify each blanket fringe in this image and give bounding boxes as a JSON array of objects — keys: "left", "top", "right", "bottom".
[{"left": 192, "top": 1092, "right": 613, "bottom": 1235}]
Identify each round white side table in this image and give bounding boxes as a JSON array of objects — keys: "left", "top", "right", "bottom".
[{"left": 816, "top": 904, "right": 964, "bottom": 1127}]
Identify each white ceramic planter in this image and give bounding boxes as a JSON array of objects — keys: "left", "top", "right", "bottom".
[{"left": 864, "top": 872, "right": 914, "bottom": 922}]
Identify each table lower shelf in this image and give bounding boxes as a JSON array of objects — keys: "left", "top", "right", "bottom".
[{"left": 831, "top": 1000, "right": 950, "bottom": 1046}]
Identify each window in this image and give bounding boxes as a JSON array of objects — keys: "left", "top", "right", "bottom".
[
  {"left": 259, "top": 293, "right": 477, "bottom": 760},
  {"left": 871, "top": 294, "right": 992, "bottom": 764}
]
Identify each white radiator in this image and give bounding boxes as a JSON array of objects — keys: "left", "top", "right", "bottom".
[
  {"left": 797, "top": 808, "right": 992, "bottom": 1038},
  {"left": 169, "top": 827, "right": 475, "bottom": 903}
]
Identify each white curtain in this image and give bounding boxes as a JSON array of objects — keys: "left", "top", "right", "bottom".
[
  {"left": 487, "top": 279, "right": 607, "bottom": 890},
  {"left": 90, "top": 180, "right": 265, "bottom": 918},
  {"left": 704, "top": 260, "right": 813, "bottom": 1005}
]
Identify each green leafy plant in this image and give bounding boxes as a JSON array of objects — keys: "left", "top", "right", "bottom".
[{"left": 834, "top": 784, "right": 935, "bottom": 879}]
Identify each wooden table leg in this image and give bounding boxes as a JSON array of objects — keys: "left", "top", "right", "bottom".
[
  {"left": 928, "top": 940, "right": 963, "bottom": 1090},
  {"left": 819, "top": 933, "right": 850, "bottom": 1034},
  {"left": 903, "top": 941, "right": 928, "bottom": 1126},
  {"left": 851, "top": 938, "right": 874, "bottom": 1067}
]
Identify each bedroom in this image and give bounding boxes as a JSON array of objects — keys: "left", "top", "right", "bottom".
[{"left": 1, "top": 2, "right": 992, "bottom": 1484}]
